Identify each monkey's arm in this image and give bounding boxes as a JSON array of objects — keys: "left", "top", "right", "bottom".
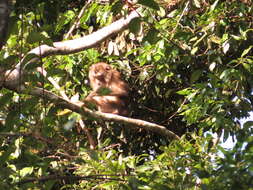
[{"left": 108, "top": 82, "right": 129, "bottom": 97}]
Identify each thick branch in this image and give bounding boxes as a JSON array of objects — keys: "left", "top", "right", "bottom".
[
  {"left": 27, "top": 11, "right": 139, "bottom": 58},
  {"left": 7, "top": 85, "right": 180, "bottom": 140},
  {"left": 1, "top": 11, "right": 139, "bottom": 88}
]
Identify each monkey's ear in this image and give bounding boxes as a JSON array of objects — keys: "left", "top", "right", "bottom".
[
  {"left": 105, "top": 65, "right": 111, "bottom": 70},
  {"left": 97, "top": 87, "right": 111, "bottom": 95}
]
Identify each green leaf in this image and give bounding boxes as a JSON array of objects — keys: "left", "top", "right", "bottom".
[
  {"left": 27, "top": 32, "right": 44, "bottom": 44},
  {"left": 136, "top": 165, "right": 152, "bottom": 172},
  {"left": 219, "top": 69, "right": 230, "bottom": 80},
  {"left": 111, "top": 0, "right": 123, "bottom": 15},
  {"left": 129, "top": 18, "right": 141, "bottom": 34},
  {"left": 2, "top": 55, "right": 19, "bottom": 69},
  {"left": 231, "top": 34, "right": 241, "bottom": 41},
  {"left": 0, "top": 146, "right": 14, "bottom": 167},
  {"left": 190, "top": 70, "right": 202, "bottom": 83},
  {"left": 86, "top": 49, "right": 100, "bottom": 62},
  {"left": 27, "top": 31, "right": 53, "bottom": 46},
  {"left": 97, "top": 87, "right": 112, "bottom": 95},
  {"left": 177, "top": 88, "right": 192, "bottom": 95},
  {"left": 191, "top": 47, "right": 198, "bottom": 55},
  {"left": 143, "top": 28, "right": 159, "bottom": 44},
  {"left": 5, "top": 110, "right": 19, "bottom": 131},
  {"left": 56, "top": 10, "right": 75, "bottom": 33},
  {"left": 0, "top": 93, "right": 13, "bottom": 109},
  {"left": 138, "top": 0, "right": 159, "bottom": 10},
  {"left": 80, "top": 3, "right": 98, "bottom": 24},
  {"left": 88, "top": 150, "right": 99, "bottom": 161},
  {"left": 85, "top": 101, "right": 98, "bottom": 110},
  {"left": 243, "top": 121, "right": 253, "bottom": 129},
  {"left": 241, "top": 46, "right": 253, "bottom": 57},
  {"left": 242, "top": 63, "right": 251, "bottom": 72},
  {"left": 99, "top": 181, "right": 118, "bottom": 188},
  {"left": 20, "top": 167, "right": 34, "bottom": 178}
]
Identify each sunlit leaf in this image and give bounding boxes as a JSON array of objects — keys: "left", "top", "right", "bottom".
[
  {"left": 241, "top": 46, "right": 253, "bottom": 57},
  {"left": 222, "top": 40, "right": 230, "bottom": 54},
  {"left": 210, "top": 0, "right": 219, "bottom": 12},
  {"left": 209, "top": 62, "right": 216, "bottom": 71},
  {"left": 242, "top": 63, "right": 251, "bottom": 72},
  {"left": 177, "top": 88, "right": 193, "bottom": 95},
  {"left": 193, "top": 0, "right": 201, "bottom": 8},
  {"left": 20, "top": 167, "right": 34, "bottom": 178},
  {"left": 191, "top": 47, "right": 198, "bottom": 55}
]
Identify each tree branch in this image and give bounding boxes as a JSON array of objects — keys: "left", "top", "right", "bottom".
[
  {"left": 7, "top": 84, "right": 180, "bottom": 140},
  {"left": 1, "top": 11, "right": 139, "bottom": 89},
  {"left": 26, "top": 11, "right": 139, "bottom": 59}
]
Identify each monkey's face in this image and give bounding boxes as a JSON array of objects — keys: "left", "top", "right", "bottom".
[{"left": 89, "top": 62, "right": 113, "bottom": 84}]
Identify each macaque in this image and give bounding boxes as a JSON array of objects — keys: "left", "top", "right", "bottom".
[{"left": 84, "top": 62, "right": 129, "bottom": 116}]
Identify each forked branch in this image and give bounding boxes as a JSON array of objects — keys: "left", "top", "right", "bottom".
[{"left": 8, "top": 84, "right": 180, "bottom": 140}]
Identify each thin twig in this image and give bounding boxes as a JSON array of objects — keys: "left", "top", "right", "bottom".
[
  {"left": 170, "top": 1, "right": 190, "bottom": 40},
  {"left": 65, "top": 0, "right": 93, "bottom": 39}
]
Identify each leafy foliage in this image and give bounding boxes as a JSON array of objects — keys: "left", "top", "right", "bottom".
[{"left": 1, "top": 0, "right": 253, "bottom": 189}]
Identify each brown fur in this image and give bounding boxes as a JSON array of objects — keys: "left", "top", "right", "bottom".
[{"left": 85, "top": 62, "right": 129, "bottom": 116}]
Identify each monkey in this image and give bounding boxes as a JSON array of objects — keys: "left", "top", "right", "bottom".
[{"left": 84, "top": 62, "right": 129, "bottom": 116}]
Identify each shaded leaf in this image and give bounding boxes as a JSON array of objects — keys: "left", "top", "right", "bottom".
[
  {"left": 129, "top": 18, "right": 141, "bottom": 34},
  {"left": 143, "top": 28, "right": 159, "bottom": 44},
  {"left": 111, "top": 0, "right": 123, "bottom": 15},
  {"left": 138, "top": 0, "right": 159, "bottom": 10},
  {"left": 190, "top": 70, "right": 202, "bottom": 83},
  {"left": 97, "top": 87, "right": 112, "bottom": 95}
]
